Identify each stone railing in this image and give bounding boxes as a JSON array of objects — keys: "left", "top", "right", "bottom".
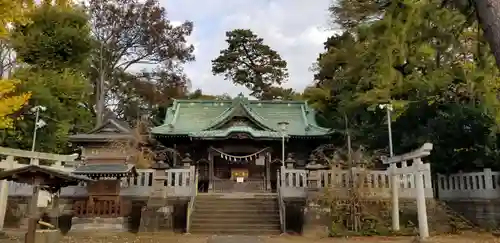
[
  {"left": 437, "top": 168, "right": 500, "bottom": 200},
  {"left": 7, "top": 164, "right": 435, "bottom": 199},
  {"left": 8, "top": 167, "right": 196, "bottom": 198},
  {"left": 279, "top": 167, "right": 433, "bottom": 199}
]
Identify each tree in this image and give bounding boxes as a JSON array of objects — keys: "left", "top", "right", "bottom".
[
  {"left": 474, "top": 1, "right": 500, "bottom": 69},
  {"left": 0, "top": 0, "right": 33, "bottom": 129},
  {"left": 331, "top": 0, "right": 500, "bottom": 70},
  {"left": 212, "top": 29, "right": 289, "bottom": 100},
  {"left": 11, "top": 4, "right": 92, "bottom": 70},
  {"left": 1, "top": 4, "right": 94, "bottom": 152},
  {"left": 309, "top": 0, "right": 500, "bottom": 173},
  {"left": 261, "top": 86, "right": 300, "bottom": 100},
  {"left": 187, "top": 89, "right": 232, "bottom": 100},
  {"left": 86, "top": 0, "right": 194, "bottom": 124}
]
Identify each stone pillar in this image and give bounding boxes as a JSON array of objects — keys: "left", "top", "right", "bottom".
[
  {"left": 266, "top": 153, "right": 271, "bottom": 191},
  {"left": 31, "top": 158, "right": 39, "bottom": 166},
  {"left": 413, "top": 158, "right": 429, "bottom": 238},
  {"left": 151, "top": 163, "right": 169, "bottom": 199},
  {"left": 0, "top": 156, "right": 16, "bottom": 231},
  {"left": 307, "top": 170, "right": 321, "bottom": 189},
  {"left": 390, "top": 163, "right": 400, "bottom": 231},
  {"left": 484, "top": 168, "right": 493, "bottom": 190},
  {"left": 140, "top": 161, "right": 171, "bottom": 232}
]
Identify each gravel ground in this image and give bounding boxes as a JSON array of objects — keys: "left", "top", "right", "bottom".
[{"left": 0, "top": 231, "right": 498, "bottom": 243}]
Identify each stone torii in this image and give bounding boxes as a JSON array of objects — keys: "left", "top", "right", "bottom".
[{"left": 381, "top": 143, "right": 433, "bottom": 240}]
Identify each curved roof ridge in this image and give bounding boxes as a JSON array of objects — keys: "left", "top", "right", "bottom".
[
  {"left": 170, "top": 101, "right": 182, "bottom": 126},
  {"left": 202, "top": 102, "right": 276, "bottom": 131},
  {"left": 203, "top": 106, "right": 233, "bottom": 128}
]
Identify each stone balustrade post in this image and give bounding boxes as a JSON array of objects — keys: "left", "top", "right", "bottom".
[{"left": 484, "top": 168, "right": 494, "bottom": 190}]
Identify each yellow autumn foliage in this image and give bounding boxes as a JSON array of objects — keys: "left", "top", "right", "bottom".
[
  {"left": 0, "top": 0, "right": 35, "bottom": 129},
  {"left": 0, "top": 0, "right": 35, "bottom": 38},
  {"left": 0, "top": 79, "right": 31, "bottom": 129}
]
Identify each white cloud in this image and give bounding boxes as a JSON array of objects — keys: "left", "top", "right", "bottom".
[{"left": 162, "top": 0, "right": 336, "bottom": 96}]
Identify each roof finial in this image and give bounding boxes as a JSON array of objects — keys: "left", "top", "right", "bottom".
[{"left": 233, "top": 93, "right": 248, "bottom": 104}]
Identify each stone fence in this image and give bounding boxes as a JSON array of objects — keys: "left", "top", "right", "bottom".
[
  {"left": 7, "top": 167, "right": 195, "bottom": 199},
  {"left": 437, "top": 168, "right": 500, "bottom": 200},
  {"left": 280, "top": 167, "right": 434, "bottom": 199},
  {"left": 6, "top": 165, "right": 436, "bottom": 199}
]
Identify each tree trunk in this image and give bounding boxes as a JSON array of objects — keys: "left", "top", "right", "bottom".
[{"left": 475, "top": 0, "right": 500, "bottom": 69}]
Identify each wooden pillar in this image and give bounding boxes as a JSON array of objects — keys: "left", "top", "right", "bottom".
[
  {"left": 173, "top": 144, "right": 177, "bottom": 167},
  {"left": 26, "top": 179, "right": 41, "bottom": 243},
  {"left": 49, "top": 192, "right": 60, "bottom": 229},
  {"left": 266, "top": 153, "right": 271, "bottom": 191},
  {"left": 208, "top": 151, "right": 214, "bottom": 191}
]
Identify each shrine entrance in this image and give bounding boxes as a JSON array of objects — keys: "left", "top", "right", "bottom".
[{"left": 198, "top": 147, "right": 272, "bottom": 193}]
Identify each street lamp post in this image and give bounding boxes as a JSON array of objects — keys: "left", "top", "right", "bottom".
[
  {"left": 277, "top": 122, "right": 289, "bottom": 167},
  {"left": 30, "top": 105, "right": 47, "bottom": 154},
  {"left": 379, "top": 104, "right": 394, "bottom": 157},
  {"left": 379, "top": 103, "right": 399, "bottom": 231}
]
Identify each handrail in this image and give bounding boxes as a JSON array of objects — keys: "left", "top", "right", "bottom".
[
  {"left": 277, "top": 168, "right": 286, "bottom": 233},
  {"left": 186, "top": 166, "right": 198, "bottom": 233}
]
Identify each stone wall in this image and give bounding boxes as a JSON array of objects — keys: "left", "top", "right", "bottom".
[
  {"left": 296, "top": 198, "right": 472, "bottom": 237},
  {"left": 4, "top": 196, "right": 190, "bottom": 234},
  {"left": 445, "top": 200, "right": 500, "bottom": 229}
]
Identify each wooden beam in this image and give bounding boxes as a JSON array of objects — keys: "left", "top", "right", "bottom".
[{"left": 0, "top": 147, "right": 78, "bottom": 162}]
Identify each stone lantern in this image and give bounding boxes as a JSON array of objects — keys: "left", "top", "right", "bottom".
[
  {"left": 140, "top": 161, "right": 171, "bottom": 232},
  {"left": 150, "top": 161, "right": 170, "bottom": 199},
  {"left": 284, "top": 153, "right": 296, "bottom": 169},
  {"left": 305, "top": 154, "right": 327, "bottom": 189},
  {"left": 182, "top": 153, "right": 193, "bottom": 168}
]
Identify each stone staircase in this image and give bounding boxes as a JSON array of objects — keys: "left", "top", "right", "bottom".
[{"left": 190, "top": 194, "right": 281, "bottom": 235}]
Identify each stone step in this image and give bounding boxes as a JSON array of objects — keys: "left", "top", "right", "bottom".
[
  {"left": 192, "top": 217, "right": 280, "bottom": 224},
  {"left": 192, "top": 212, "right": 279, "bottom": 220},
  {"left": 196, "top": 196, "right": 277, "bottom": 203},
  {"left": 195, "top": 204, "right": 277, "bottom": 210},
  {"left": 196, "top": 195, "right": 277, "bottom": 200},
  {"left": 196, "top": 200, "right": 277, "bottom": 205},
  {"left": 196, "top": 198, "right": 277, "bottom": 202},
  {"left": 194, "top": 208, "right": 278, "bottom": 215},
  {"left": 191, "top": 223, "right": 280, "bottom": 230},
  {"left": 191, "top": 195, "right": 281, "bottom": 235},
  {"left": 190, "top": 228, "right": 281, "bottom": 235}
]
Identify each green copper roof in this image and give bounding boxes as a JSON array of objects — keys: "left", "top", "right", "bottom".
[{"left": 151, "top": 94, "right": 331, "bottom": 139}]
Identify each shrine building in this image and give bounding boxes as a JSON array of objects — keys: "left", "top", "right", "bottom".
[{"left": 151, "top": 94, "right": 334, "bottom": 193}]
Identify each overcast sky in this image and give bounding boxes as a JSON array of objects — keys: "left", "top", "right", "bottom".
[{"left": 161, "top": 0, "right": 336, "bottom": 96}]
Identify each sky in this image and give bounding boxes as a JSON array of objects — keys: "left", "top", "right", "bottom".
[{"left": 161, "top": 0, "right": 336, "bottom": 96}]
